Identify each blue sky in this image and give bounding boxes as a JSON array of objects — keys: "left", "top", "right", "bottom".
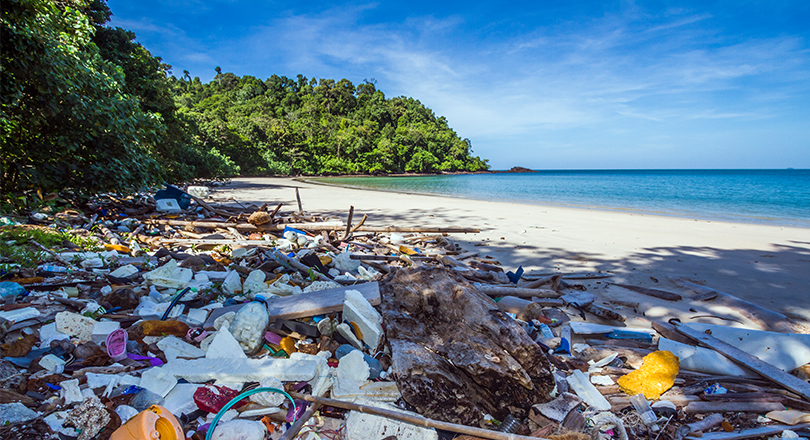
[{"left": 108, "top": 1, "right": 810, "bottom": 170}]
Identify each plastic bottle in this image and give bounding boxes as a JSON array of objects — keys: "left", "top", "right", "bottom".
[
  {"left": 335, "top": 344, "right": 384, "bottom": 379},
  {"left": 630, "top": 393, "right": 658, "bottom": 430},
  {"left": 228, "top": 295, "right": 270, "bottom": 354}
]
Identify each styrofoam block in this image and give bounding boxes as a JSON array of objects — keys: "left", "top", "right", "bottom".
[
  {"left": 343, "top": 289, "right": 383, "bottom": 351},
  {"left": 290, "top": 352, "right": 333, "bottom": 397},
  {"left": 140, "top": 367, "right": 178, "bottom": 397},
  {"left": 156, "top": 198, "right": 182, "bottom": 213},
  {"left": 345, "top": 398, "right": 437, "bottom": 440},
  {"left": 157, "top": 336, "right": 206, "bottom": 362},
  {"left": 91, "top": 321, "right": 121, "bottom": 344},
  {"left": 55, "top": 311, "right": 95, "bottom": 341},
  {"left": 159, "top": 358, "right": 318, "bottom": 383},
  {"left": 222, "top": 270, "right": 242, "bottom": 295},
  {"left": 186, "top": 308, "right": 210, "bottom": 326},
  {"left": 0, "top": 307, "right": 41, "bottom": 323},
  {"left": 162, "top": 383, "right": 201, "bottom": 416},
  {"left": 60, "top": 379, "right": 83, "bottom": 404},
  {"left": 206, "top": 328, "right": 247, "bottom": 359},
  {"left": 38, "top": 322, "right": 70, "bottom": 348},
  {"left": 144, "top": 259, "right": 193, "bottom": 289},
  {"left": 336, "top": 323, "right": 363, "bottom": 350},
  {"left": 86, "top": 373, "right": 140, "bottom": 389},
  {"left": 186, "top": 186, "right": 210, "bottom": 198}
]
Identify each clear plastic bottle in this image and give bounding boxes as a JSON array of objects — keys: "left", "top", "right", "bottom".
[{"left": 228, "top": 295, "right": 270, "bottom": 354}]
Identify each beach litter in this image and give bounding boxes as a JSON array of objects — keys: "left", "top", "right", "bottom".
[{"left": 1, "top": 183, "right": 810, "bottom": 440}]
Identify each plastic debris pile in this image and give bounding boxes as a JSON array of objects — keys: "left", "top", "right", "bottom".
[{"left": 1, "top": 184, "right": 810, "bottom": 440}]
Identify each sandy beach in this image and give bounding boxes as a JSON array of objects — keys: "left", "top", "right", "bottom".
[{"left": 213, "top": 177, "right": 810, "bottom": 328}]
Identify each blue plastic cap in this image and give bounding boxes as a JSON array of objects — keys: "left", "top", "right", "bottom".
[{"left": 254, "top": 295, "right": 265, "bottom": 303}]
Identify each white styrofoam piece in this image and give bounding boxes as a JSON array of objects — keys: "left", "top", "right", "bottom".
[
  {"left": 157, "top": 336, "right": 206, "bottom": 362},
  {"left": 60, "top": 379, "right": 83, "bottom": 404},
  {"left": 566, "top": 370, "right": 611, "bottom": 411},
  {"left": 222, "top": 270, "right": 243, "bottom": 295},
  {"left": 156, "top": 198, "right": 182, "bottom": 213},
  {"left": 86, "top": 373, "right": 139, "bottom": 389},
  {"left": 38, "top": 354, "right": 66, "bottom": 373},
  {"left": 55, "top": 311, "right": 95, "bottom": 341},
  {"left": 186, "top": 186, "right": 210, "bottom": 198},
  {"left": 0, "top": 307, "right": 41, "bottom": 323},
  {"left": 38, "top": 322, "right": 70, "bottom": 348},
  {"left": 159, "top": 358, "right": 318, "bottom": 383},
  {"left": 144, "top": 259, "right": 192, "bottom": 289},
  {"left": 186, "top": 308, "right": 210, "bottom": 326},
  {"left": 91, "top": 321, "right": 121, "bottom": 344},
  {"left": 206, "top": 328, "right": 247, "bottom": 359},
  {"left": 109, "top": 264, "right": 139, "bottom": 278},
  {"left": 659, "top": 337, "right": 752, "bottom": 376},
  {"left": 345, "top": 397, "right": 437, "bottom": 440},
  {"left": 685, "top": 323, "right": 810, "bottom": 372},
  {"left": 343, "top": 289, "right": 383, "bottom": 351},
  {"left": 242, "top": 270, "right": 266, "bottom": 298},
  {"left": 162, "top": 383, "right": 201, "bottom": 416},
  {"left": 210, "top": 420, "right": 266, "bottom": 440},
  {"left": 115, "top": 405, "right": 139, "bottom": 423},
  {"left": 336, "top": 323, "right": 363, "bottom": 350},
  {"left": 140, "top": 367, "right": 178, "bottom": 397},
  {"left": 290, "top": 352, "right": 333, "bottom": 397}
]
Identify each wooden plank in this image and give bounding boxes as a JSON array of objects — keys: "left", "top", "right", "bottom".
[
  {"left": 676, "top": 323, "right": 810, "bottom": 401},
  {"left": 151, "top": 219, "right": 478, "bottom": 234},
  {"left": 689, "top": 424, "right": 810, "bottom": 440},
  {"left": 683, "top": 401, "right": 784, "bottom": 413},
  {"left": 203, "top": 282, "right": 380, "bottom": 328},
  {"left": 612, "top": 283, "right": 682, "bottom": 301},
  {"left": 477, "top": 286, "right": 560, "bottom": 298}
]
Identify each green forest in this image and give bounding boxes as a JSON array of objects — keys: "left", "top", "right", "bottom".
[{"left": 0, "top": 0, "right": 489, "bottom": 209}]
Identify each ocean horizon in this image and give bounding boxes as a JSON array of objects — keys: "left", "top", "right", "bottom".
[{"left": 313, "top": 169, "right": 810, "bottom": 228}]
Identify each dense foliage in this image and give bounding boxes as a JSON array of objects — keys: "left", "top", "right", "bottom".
[
  {"left": 171, "top": 74, "right": 489, "bottom": 175},
  {"left": 1, "top": 0, "right": 488, "bottom": 210}
]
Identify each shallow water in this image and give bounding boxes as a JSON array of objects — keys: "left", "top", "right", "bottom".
[{"left": 315, "top": 170, "right": 810, "bottom": 228}]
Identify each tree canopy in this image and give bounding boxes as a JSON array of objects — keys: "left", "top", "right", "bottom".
[{"left": 1, "top": 0, "right": 488, "bottom": 209}]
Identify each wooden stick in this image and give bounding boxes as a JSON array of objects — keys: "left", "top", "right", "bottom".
[
  {"left": 279, "top": 402, "right": 323, "bottom": 440},
  {"left": 295, "top": 187, "right": 303, "bottom": 214},
  {"left": 268, "top": 250, "right": 332, "bottom": 282},
  {"left": 349, "top": 214, "right": 368, "bottom": 234},
  {"left": 83, "top": 213, "right": 98, "bottom": 230},
  {"left": 612, "top": 283, "right": 682, "bottom": 301},
  {"left": 341, "top": 205, "right": 354, "bottom": 242},
  {"left": 350, "top": 254, "right": 434, "bottom": 262},
  {"left": 98, "top": 225, "right": 121, "bottom": 245},
  {"left": 477, "top": 286, "right": 560, "bottom": 298},
  {"left": 269, "top": 203, "right": 283, "bottom": 219},
  {"left": 150, "top": 219, "right": 478, "bottom": 233},
  {"left": 692, "top": 424, "right": 810, "bottom": 440},
  {"left": 675, "top": 323, "right": 810, "bottom": 400},
  {"left": 29, "top": 240, "right": 77, "bottom": 269},
  {"left": 158, "top": 239, "right": 276, "bottom": 246},
  {"left": 287, "top": 392, "right": 547, "bottom": 440}
]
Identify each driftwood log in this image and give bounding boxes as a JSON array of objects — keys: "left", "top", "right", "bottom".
[{"left": 380, "top": 266, "right": 555, "bottom": 426}]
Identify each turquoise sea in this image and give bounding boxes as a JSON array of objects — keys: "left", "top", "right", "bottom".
[{"left": 315, "top": 170, "right": 810, "bottom": 228}]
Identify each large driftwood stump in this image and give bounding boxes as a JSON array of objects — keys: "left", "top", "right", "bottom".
[{"left": 381, "top": 266, "right": 555, "bottom": 426}]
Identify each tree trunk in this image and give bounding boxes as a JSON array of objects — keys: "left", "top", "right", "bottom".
[{"left": 380, "top": 266, "right": 555, "bottom": 426}]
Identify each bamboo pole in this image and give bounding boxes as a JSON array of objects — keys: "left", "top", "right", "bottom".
[
  {"left": 287, "top": 392, "right": 546, "bottom": 440},
  {"left": 295, "top": 188, "right": 303, "bottom": 214}
]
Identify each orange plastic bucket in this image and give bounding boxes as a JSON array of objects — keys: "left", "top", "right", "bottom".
[{"left": 110, "top": 405, "right": 183, "bottom": 440}]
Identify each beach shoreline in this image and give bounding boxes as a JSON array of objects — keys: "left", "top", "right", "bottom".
[{"left": 213, "top": 176, "right": 810, "bottom": 327}]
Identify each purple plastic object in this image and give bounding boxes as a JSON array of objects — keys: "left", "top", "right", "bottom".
[
  {"left": 106, "top": 329, "right": 128, "bottom": 362},
  {"left": 264, "top": 331, "right": 282, "bottom": 345},
  {"left": 286, "top": 400, "right": 308, "bottom": 422},
  {"left": 127, "top": 353, "right": 164, "bottom": 367}
]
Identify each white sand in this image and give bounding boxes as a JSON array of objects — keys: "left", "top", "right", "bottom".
[{"left": 213, "top": 177, "right": 810, "bottom": 327}]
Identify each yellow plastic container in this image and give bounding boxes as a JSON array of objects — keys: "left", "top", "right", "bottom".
[{"left": 110, "top": 405, "right": 183, "bottom": 440}]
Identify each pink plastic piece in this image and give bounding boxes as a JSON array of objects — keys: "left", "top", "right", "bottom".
[{"left": 106, "top": 329, "right": 128, "bottom": 362}]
